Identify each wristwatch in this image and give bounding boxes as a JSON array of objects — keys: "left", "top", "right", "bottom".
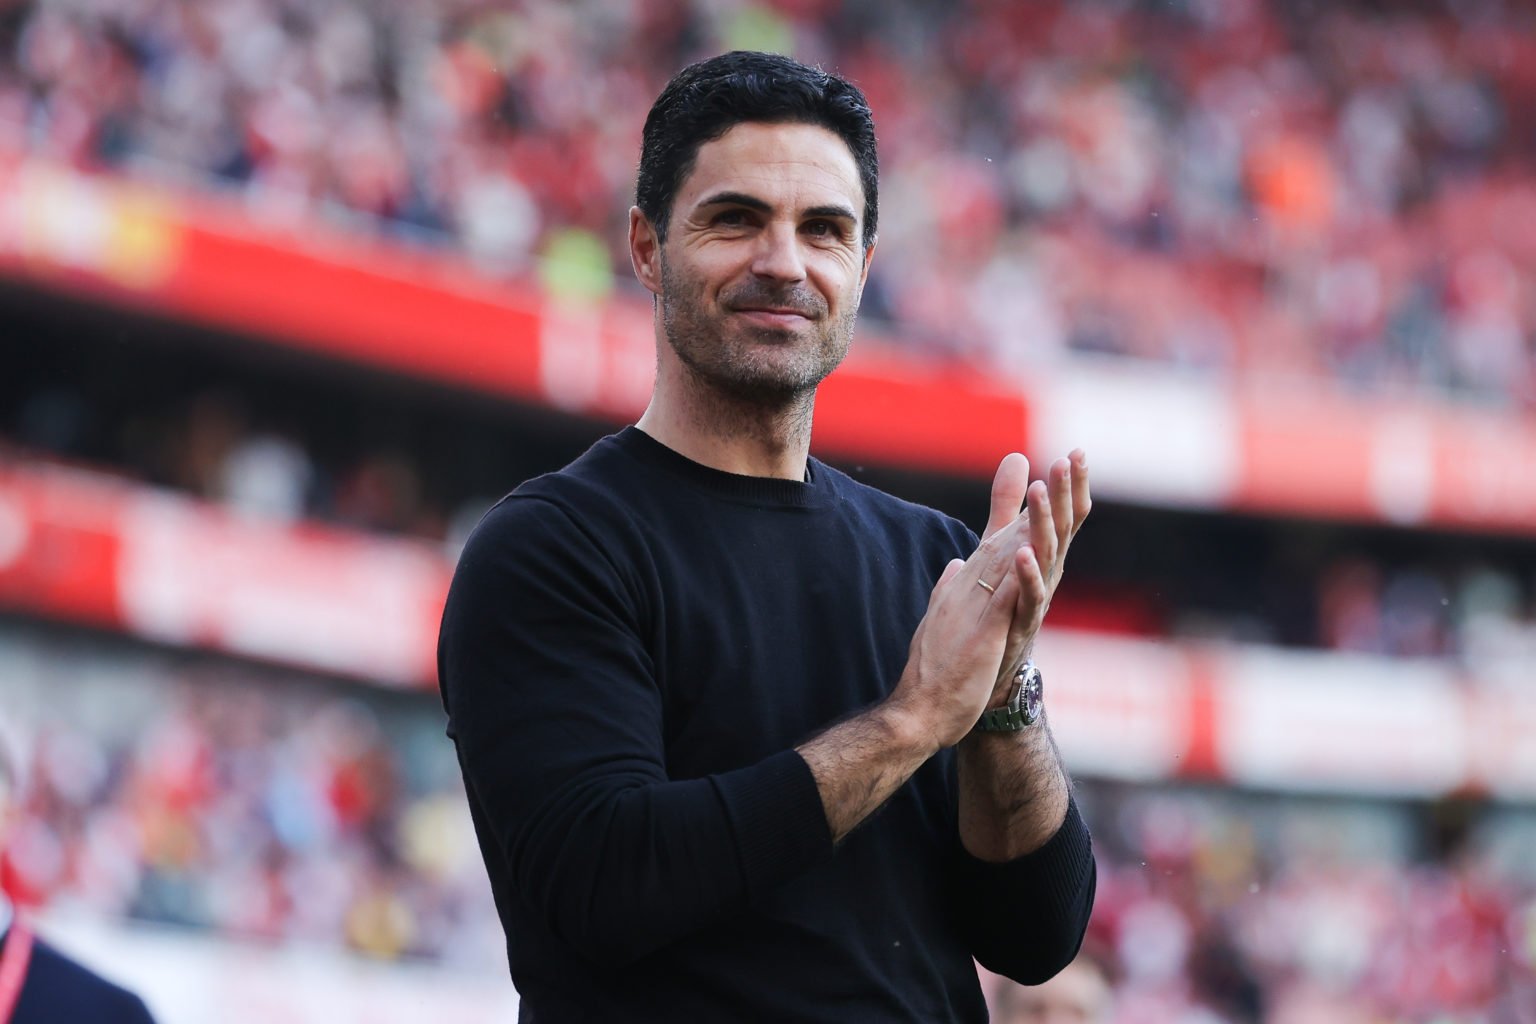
[{"left": 976, "top": 661, "right": 1043, "bottom": 732}]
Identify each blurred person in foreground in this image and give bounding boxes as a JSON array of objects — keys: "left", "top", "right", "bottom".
[
  {"left": 990, "top": 954, "right": 1113, "bottom": 1024},
  {"left": 439, "top": 50, "right": 1095, "bottom": 1021},
  {"left": 0, "top": 739, "right": 157, "bottom": 1023}
]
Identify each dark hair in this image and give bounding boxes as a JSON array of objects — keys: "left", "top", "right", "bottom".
[{"left": 636, "top": 51, "right": 879, "bottom": 249}]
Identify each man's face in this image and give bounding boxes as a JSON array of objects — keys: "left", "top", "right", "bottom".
[{"left": 640, "top": 121, "right": 873, "bottom": 405}]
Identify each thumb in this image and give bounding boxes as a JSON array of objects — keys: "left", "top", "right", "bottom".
[{"left": 983, "top": 452, "right": 1029, "bottom": 540}]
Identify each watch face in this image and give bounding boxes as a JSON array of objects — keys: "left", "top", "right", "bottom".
[{"left": 1020, "top": 665, "right": 1043, "bottom": 725}]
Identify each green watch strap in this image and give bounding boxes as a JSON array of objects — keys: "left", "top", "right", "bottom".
[{"left": 978, "top": 704, "right": 1029, "bottom": 732}]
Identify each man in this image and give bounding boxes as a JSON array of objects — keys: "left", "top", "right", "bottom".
[
  {"left": 0, "top": 739, "right": 158, "bottom": 1023},
  {"left": 990, "top": 955, "right": 1114, "bottom": 1024},
  {"left": 439, "top": 50, "right": 1096, "bottom": 1021}
]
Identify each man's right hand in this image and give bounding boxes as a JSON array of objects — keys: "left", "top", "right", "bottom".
[
  {"left": 797, "top": 520, "right": 1031, "bottom": 844},
  {"left": 886, "top": 449, "right": 1090, "bottom": 751},
  {"left": 799, "top": 450, "right": 1089, "bottom": 844},
  {"left": 884, "top": 521, "right": 1034, "bottom": 751}
]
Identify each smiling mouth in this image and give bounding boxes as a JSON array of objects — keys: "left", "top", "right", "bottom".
[{"left": 733, "top": 308, "right": 814, "bottom": 325}]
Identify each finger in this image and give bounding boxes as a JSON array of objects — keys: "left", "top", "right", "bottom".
[
  {"left": 1070, "top": 449, "right": 1091, "bottom": 533},
  {"left": 975, "top": 519, "right": 1028, "bottom": 594},
  {"left": 930, "top": 557, "right": 966, "bottom": 606},
  {"left": 1049, "top": 457, "right": 1074, "bottom": 552},
  {"left": 991, "top": 547, "right": 1047, "bottom": 654},
  {"left": 977, "top": 554, "right": 1023, "bottom": 627},
  {"left": 982, "top": 452, "right": 1030, "bottom": 540},
  {"left": 966, "top": 501, "right": 1032, "bottom": 590},
  {"left": 1026, "top": 479, "right": 1056, "bottom": 573},
  {"left": 1015, "top": 544, "right": 1049, "bottom": 619}
]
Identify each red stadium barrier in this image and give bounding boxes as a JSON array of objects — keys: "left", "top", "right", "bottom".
[{"left": 6, "top": 157, "right": 1536, "bottom": 531}]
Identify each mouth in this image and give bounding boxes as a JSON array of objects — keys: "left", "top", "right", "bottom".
[{"left": 732, "top": 307, "right": 814, "bottom": 329}]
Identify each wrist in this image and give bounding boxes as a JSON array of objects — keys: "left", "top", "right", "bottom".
[
  {"left": 975, "top": 661, "right": 1044, "bottom": 733},
  {"left": 874, "top": 696, "right": 944, "bottom": 761},
  {"left": 989, "top": 640, "right": 1036, "bottom": 708}
]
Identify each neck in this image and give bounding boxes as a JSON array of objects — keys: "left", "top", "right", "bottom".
[{"left": 637, "top": 360, "right": 816, "bottom": 480}]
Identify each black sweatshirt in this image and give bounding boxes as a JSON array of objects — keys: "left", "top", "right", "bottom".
[{"left": 438, "top": 427, "right": 1096, "bottom": 1022}]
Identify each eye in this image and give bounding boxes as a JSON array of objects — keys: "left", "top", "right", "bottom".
[
  {"left": 714, "top": 209, "right": 752, "bottom": 227},
  {"left": 803, "top": 219, "right": 849, "bottom": 242}
]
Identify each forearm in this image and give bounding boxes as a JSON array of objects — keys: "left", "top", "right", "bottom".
[
  {"left": 799, "top": 534, "right": 1041, "bottom": 845},
  {"left": 491, "top": 702, "right": 934, "bottom": 961},
  {"left": 956, "top": 713, "right": 1070, "bottom": 862},
  {"left": 796, "top": 701, "right": 939, "bottom": 844},
  {"left": 953, "top": 793, "right": 1096, "bottom": 984},
  {"left": 954, "top": 711, "right": 1096, "bottom": 980},
  {"left": 485, "top": 747, "right": 830, "bottom": 965}
]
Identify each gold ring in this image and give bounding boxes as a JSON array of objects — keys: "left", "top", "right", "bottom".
[{"left": 976, "top": 578, "right": 996, "bottom": 594}]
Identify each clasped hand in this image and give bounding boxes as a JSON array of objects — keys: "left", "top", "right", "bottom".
[{"left": 890, "top": 450, "right": 1091, "bottom": 750}]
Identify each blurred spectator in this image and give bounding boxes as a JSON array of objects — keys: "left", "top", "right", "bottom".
[
  {"left": 990, "top": 952, "right": 1114, "bottom": 1024},
  {"left": 0, "top": 732, "right": 159, "bottom": 1023},
  {"left": 219, "top": 433, "right": 313, "bottom": 524}
]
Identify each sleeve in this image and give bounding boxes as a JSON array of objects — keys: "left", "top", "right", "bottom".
[
  {"left": 437, "top": 496, "right": 833, "bottom": 966},
  {"left": 125, "top": 992, "right": 159, "bottom": 1024},
  {"left": 952, "top": 796, "right": 1097, "bottom": 984}
]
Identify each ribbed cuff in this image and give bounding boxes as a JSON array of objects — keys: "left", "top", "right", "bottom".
[
  {"left": 711, "top": 749, "right": 835, "bottom": 895},
  {"left": 958, "top": 796, "right": 1095, "bottom": 901}
]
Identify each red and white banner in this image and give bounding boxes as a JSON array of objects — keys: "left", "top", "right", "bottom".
[
  {"left": 1030, "top": 363, "right": 1536, "bottom": 533},
  {"left": 2, "top": 456, "right": 1533, "bottom": 798},
  {"left": 0, "top": 461, "right": 448, "bottom": 689}
]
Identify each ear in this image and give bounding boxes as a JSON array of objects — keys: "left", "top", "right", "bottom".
[
  {"left": 858, "top": 235, "right": 877, "bottom": 290},
  {"left": 629, "top": 206, "right": 663, "bottom": 297}
]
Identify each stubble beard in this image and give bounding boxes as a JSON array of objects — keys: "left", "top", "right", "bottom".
[{"left": 658, "top": 255, "right": 859, "bottom": 414}]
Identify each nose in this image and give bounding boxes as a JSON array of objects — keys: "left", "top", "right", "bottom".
[{"left": 749, "top": 221, "right": 806, "bottom": 283}]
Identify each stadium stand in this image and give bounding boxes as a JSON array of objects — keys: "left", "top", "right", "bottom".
[
  {"left": 5, "top": 0, "right": 1536, "bottom": 1021},
  {"left": 7, "top": 0, "right": 1536, "bottom": 396}
]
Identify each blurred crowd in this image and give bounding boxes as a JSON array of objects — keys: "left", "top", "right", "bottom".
[
  {"left": 1313, "top": 556, "right": 1536, "bottom": 673},
  {"left": 6, "top": 382, "right": 494, "bottom": 551},
  {"left": 1062, "top": 546, "right": 1536, "bottom": 674},
  {"left": 5, "top": 0, "right": 1536, "bottom": 401},
  {"left": 3, "top": 628, "right": 1534, "bottom": 1020},
  {"left": 0, "top": 629, "right": 508, "bottom": 969},
  {"left": 10, "top": 361, "right": 1536, "bottom": 669},
  {"left": 2, "top": 341, "right": 507, "bottom": 553},
  {"left": 1074, "top": 784, "right": 1536, "bottom": 1023}
]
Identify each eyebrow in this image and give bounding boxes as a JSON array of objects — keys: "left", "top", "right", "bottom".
[{"left": 696, "top": 191, "right": 858, "bottom": 223}]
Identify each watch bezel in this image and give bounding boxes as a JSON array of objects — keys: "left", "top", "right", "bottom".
[{"left": 1017, "top": 662, "right": 1043, "bottom": 726}]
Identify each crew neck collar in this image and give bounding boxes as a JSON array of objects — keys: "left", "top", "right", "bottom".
[{"left": 615, "top": 427, "right": 834, "bottom": 509}]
